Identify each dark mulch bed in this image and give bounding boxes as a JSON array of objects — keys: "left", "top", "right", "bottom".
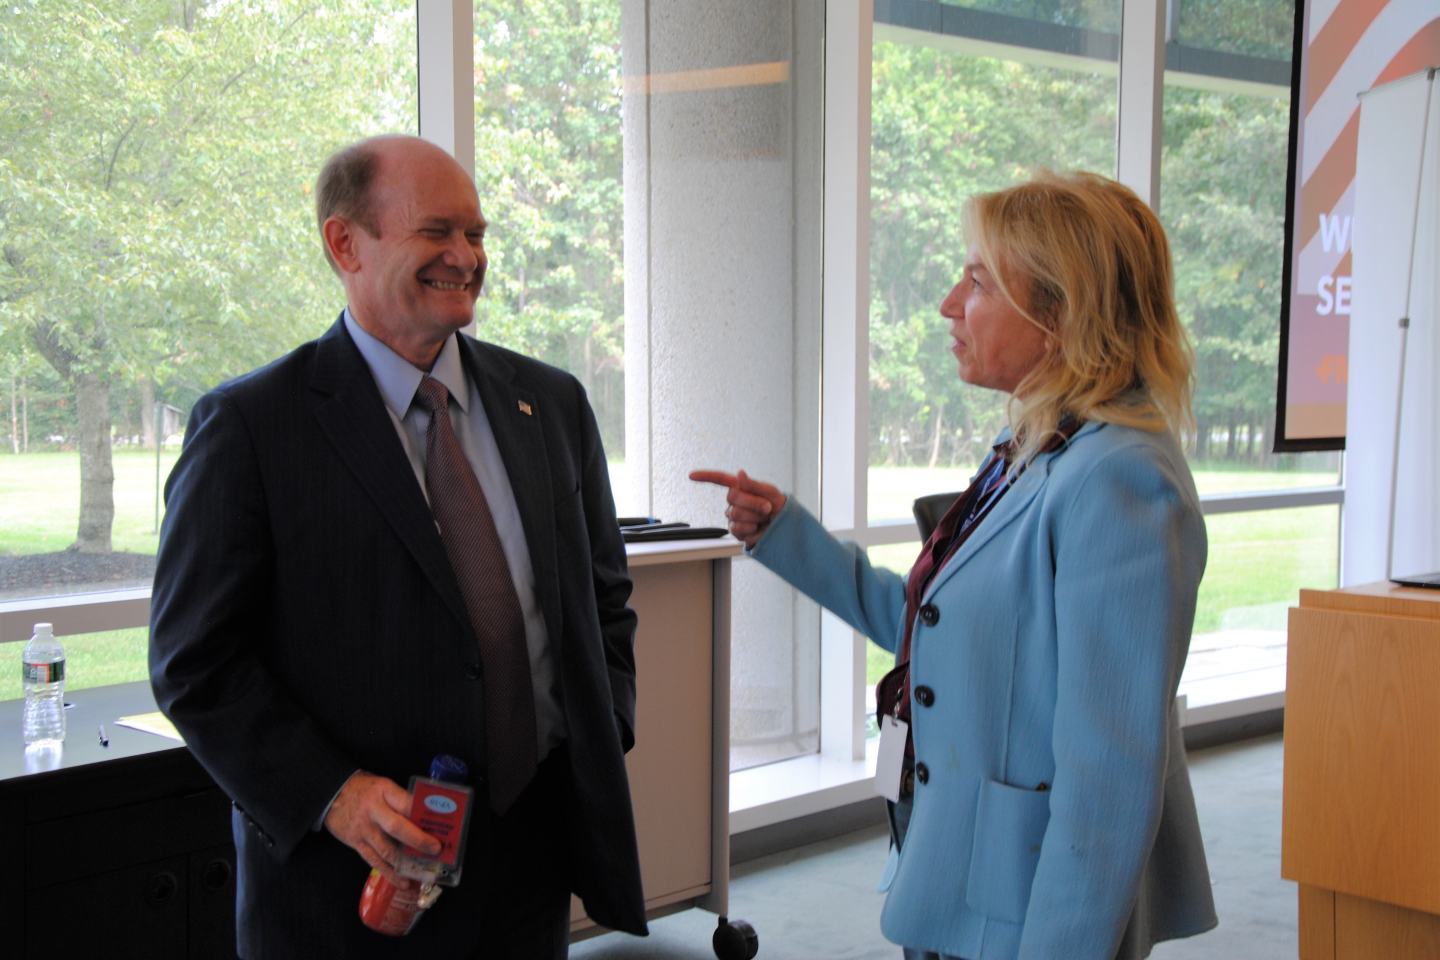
[{"left": 0, "top": 550, "right": 158, "bottom": 600}]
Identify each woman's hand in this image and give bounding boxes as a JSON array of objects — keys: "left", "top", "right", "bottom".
[{"left": 688, "top": 469, "right": 787, "bottom": 548}]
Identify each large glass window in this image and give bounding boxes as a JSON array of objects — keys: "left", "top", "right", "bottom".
[
  {"left": 1160, "top": 0, "right": 1342, "bottom": 707},
  {"left": 1185, "top": 504, "right": 1340, "bottom": 707},
  {"left": 1161, "top": 2, "right": 1335, "bottom": 488},
  {"left": 469, "top": 0, "right": 633, "bottom": 510},
  {"left": 1, "top": 2, "right": 1359, "bottom": 800},
  {"left": 868, "top": 3, "right": 1120, "bottom": 524},
  {"left": 2, "top": 1, "right": 823, "bottom": 776},
  {"left": 0, "top": 1, "right": 417, "bottom": 685},
  {"left": 860, "top": 3, "right": 1122, "bottom": 720},
  {"left": 850, "top": 0, "right": 1346, "bottom": 732}
]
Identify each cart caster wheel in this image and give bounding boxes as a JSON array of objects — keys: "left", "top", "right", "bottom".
[{"left": 713, "top": 916, "right": 758, "bottom": 959}]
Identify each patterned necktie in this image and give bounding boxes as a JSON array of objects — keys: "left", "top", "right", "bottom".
[{"left": 414, "top": 376, "right": 537, "bottom": 814}]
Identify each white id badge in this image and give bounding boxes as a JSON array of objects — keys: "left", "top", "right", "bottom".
[{"left": 875, "top": 715, "right": 909, "bottom": 803}]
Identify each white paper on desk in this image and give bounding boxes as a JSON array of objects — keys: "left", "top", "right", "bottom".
[
  {"left": 116, "top": 712, "right": 184, "bottom": 742},
  {"left": 875, "top": 715, "right": 908, "bottom": 803}
]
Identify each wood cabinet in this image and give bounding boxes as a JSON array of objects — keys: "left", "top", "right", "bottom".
[{"left": 1282, "top": 583, "right": 1440, "bottom": 959}]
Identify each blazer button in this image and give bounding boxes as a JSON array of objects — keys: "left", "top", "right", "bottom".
[
  {"left": 914, "top": 685, "right": 935, "bottom": 707},
  {"left": 464, "top": 662, "right": 482, "bottom": 681},
  {"left": 914, "top": 761, "right": 929, "bottom": 785},
  {"left": 918, "top": 603, "right": 939, "bottom": 626}
]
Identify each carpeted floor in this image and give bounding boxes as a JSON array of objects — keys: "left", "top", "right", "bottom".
[{"left": 573, "top": 733, "right": 1292, "bottom": 959}]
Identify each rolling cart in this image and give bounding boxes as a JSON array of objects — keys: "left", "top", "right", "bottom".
[{"left": 568, "top": 538, "right": 757, "bottom": 958}]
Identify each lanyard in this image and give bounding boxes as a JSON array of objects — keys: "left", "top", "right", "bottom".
[{"left": 883, "top": 448, "right": 1012, "bottom": 722}]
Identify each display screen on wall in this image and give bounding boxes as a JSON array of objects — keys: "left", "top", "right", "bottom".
[{"left": 1275, "top": 0, "right": 1440, "bottom": 450}]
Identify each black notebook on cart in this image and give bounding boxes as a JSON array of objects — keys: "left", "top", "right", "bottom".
[
  {"left": 617, "top": 517, "right": 728, "bottom": 543},
  {"left": 1391, "top": 571, "right": 1440, "bottom": 589}
]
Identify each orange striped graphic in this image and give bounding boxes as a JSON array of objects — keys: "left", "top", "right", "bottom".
[
  {"left": 1372, "top": 18, "right": 1440, "bottom": 88},
  {"left": 1285, "top": 1, "right": 1440, "bottom": 440},
  {"left": 1307, "top": 0, "right": 1389, "bottom": 112},
  {"left": 1298, "top": 111, "right": 1359, "bottom": 252},
  {"left": 1299, "top": 13, "right": 1440, "bottom": 254}
]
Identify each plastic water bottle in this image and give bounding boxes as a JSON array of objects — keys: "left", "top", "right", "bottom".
[{"left": 22, "top": 622, "right": 66, "bottom": 749}]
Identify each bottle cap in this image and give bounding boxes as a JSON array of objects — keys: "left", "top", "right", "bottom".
[
  {"left": 33, "top": 623, "right": 53, "bottom": 636},
  {"left": 428, "top": 754, "right": 469, "bottom": 783}
]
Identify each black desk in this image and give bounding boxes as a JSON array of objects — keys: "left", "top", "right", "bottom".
[{"left": 0, "top": 681, "right": 236, "bottom": 959}]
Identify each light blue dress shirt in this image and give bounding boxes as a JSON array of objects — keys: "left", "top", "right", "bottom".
[{"left": 343, "top": 310, "right": 565, "bottom": 758}]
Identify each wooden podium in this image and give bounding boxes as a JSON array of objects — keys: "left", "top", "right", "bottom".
[{"left": 1282, "top": 583, "right": 1440, "bottom": 958}]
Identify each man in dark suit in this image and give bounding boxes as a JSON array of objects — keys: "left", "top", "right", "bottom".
[{"left": 150, "top": 134, "right": 646, "bottom": 958}]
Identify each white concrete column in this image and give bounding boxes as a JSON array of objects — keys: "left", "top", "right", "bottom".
[{"left": 622, "top": 0, "right": 823, "bottom": 760}]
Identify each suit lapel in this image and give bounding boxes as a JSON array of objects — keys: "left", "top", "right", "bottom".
[
  {"left": 921, "top": 469, "right": 1044, "bottom": 604},
  {"left": 460, "top": 338, "right": 560, "bottom": 630},
  {"left": 920, "top": 422, "right": 1100, "bottom": 603},
  {"left": 308, "top": 317, "right": 470, "bottom": 630}
]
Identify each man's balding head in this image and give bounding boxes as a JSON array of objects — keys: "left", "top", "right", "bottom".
[{"left": 315, "top": 135, "right": 470, "bottom": 273}]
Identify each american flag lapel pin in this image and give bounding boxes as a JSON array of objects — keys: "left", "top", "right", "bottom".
[{"left": 517, "top": 400, "right": 533, "bottom": 416}]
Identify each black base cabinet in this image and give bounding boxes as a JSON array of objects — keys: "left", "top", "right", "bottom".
[{"left": 1, "top": 683, "right": 238, "bottom": 959}]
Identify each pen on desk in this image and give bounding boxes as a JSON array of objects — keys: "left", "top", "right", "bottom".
[{"left": 98, "top": 723, "right": 109, "bottom": 748}]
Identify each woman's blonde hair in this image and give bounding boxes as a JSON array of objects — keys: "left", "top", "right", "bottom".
[{"left": 962, "top": 170, "right": 1194, "bottom": 468}]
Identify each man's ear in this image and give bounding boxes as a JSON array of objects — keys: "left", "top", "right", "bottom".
[{"left": 322, "top": 216, "right": 362, "bottom": 273}]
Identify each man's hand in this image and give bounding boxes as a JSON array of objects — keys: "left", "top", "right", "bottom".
[
  {"left": 323, "top": 770, "right": 441, "bottom": 887},
  {"left": 688, "top": 469, "right": 787, "bottom": 548}
]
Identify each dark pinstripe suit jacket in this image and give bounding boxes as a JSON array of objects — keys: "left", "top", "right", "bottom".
[{"left": 150, "top": 316, "right": 645, "bottom": 957}]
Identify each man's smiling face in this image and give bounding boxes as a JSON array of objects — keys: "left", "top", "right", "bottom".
[{"left": 344, "top": 139, "right": 487, "bottom": 366}]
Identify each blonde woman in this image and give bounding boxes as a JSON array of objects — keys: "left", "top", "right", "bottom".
[{"left": 694, "top": 172, "right": 1217, "bottom": 959}]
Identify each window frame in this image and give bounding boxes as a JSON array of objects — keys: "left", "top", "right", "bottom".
[{"left": 0, "top": 0, "right": 1345, "bottom": 821}]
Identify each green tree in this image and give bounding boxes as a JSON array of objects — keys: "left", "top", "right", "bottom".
[
  {"left": 1162, "top": 86, "right": 1290, "bottom": 461},
  {"left": 1, "top": 0, "right": 627, "bottom": 565},
  {"left": 868, "top": 41, "right": 1113, "bottom": 468},
  {"left": 471, "top": 0, "right": 626, "bottom": 451},
  {"left": 869, "top": 20, "right": 1291, "bottom": 469},
  {"left": 0, "top": 0, "right": 414, "bottom": 553}
]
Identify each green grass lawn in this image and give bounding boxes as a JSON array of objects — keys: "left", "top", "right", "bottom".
[
  {"left": 1, "top": 452, "right": 1340, "bottom": 698},
  {"left": 0, "top": 449, "right": 180, "bottom": 556},
  {"left": 1, "top": 450, "right": 177, "bottom": 700}
]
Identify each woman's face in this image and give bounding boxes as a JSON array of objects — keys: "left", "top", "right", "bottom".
[{"left": 940, "top": 253, "right": 1050, "bottom": 395}]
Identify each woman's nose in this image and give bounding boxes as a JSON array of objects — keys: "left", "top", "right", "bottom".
[{"left": 940, "top": 283, "right": 963, "bottom": 317}]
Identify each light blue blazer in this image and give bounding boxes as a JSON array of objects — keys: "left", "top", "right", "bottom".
[{"left": 751, "top": 421, "right": 1217, "bottom": 959}]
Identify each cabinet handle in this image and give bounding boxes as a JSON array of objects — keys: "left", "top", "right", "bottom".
[
  {"left": 202, "top": 858, "right": 234, "bottom": 892},
  {"left": 146, "top": 870, "right": 179, "bottom": 907}
]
